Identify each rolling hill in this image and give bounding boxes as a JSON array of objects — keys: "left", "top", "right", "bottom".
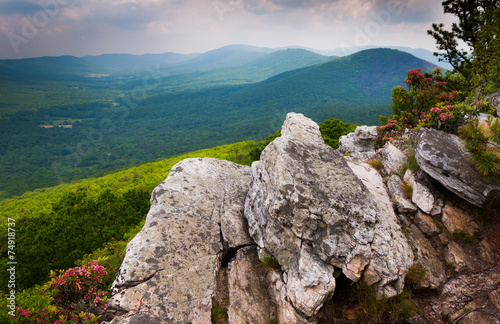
[{"left": 81, "top": 52, "right": 200, "bottom": 73}]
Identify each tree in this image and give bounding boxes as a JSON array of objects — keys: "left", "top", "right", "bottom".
[
  {"left": 428, "top": 0, "right": 500, "bottom": 94},
  {"left": 319, "top": 118, "right": 358, "bottom": 149}
]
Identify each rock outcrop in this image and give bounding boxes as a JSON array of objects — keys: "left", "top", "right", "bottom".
[
  {"left": 245, "top": 113, "right": 412, "bottom": 312},
  {"left": 106, "top": 158, "right": 252, "bottom": 323},
  {"left": 106, "top": 113, "right": 499, "bottom": 324},
  {"left": 415, "top": 127, "right": 499, "bottom": 207}
]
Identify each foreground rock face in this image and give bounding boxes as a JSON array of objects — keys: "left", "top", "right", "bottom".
[
  {"left": 415, "top": 127, "right": 499, "bottom": 207},
  {"left": 107, "top": 158, "right": 252, "bottom": 323},
  {"left": 106, "top": 113, "right": 499, "bottom": 323}
]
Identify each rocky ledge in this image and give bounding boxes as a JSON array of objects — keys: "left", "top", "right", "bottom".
[{"left": 105, "top": 113, "right": 499, "bottom": 324}]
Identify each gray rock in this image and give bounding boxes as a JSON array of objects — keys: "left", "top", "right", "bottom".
[
  {"left": 378, "top": 142, "right": 408, "bottom": 176},
  {"left": 444, "top": 241, "right": 480, "bottom": 273},
  {"left": 415, "top": 127, "right": 500, "bottom": 207},
  {"left": 338, "top": 125, "right": 378, "bottom": 159},
  {"left": 245, "top": 112, "right": 380, "bottom": 312},
  {"left": 404, "top": 169, "right": 440, "bottom": 215},
  {"left": 387, "top": 174, "right": 417, "bottom": 214},
  {"left": 457, "top": 311, "right": 491, "bottom": 324},
  {"left": 488, "top": 288, "right": 500, "bottom": 313},
  {"left": 449, "top": 299, "right": 491, "bottom": 324},
  {"left": 286, "top": 244, "right": 335, "bottom": 317},
  {"left": 227, "top": 246, "right": 276, "bottom": 324},
  {"left": 107, "top": 158, "right": 251, "bottom": 323},
  {"left": 487, "top": 90, "right": 500, "bottom": 116},
  {"left": 347, "top": 160, "right": 414, "bottom": 298},
  {"left": 266, "top": 269, "right": 313, "bottom": 324}
]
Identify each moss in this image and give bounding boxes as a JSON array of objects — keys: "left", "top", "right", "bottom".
[
  {"left": 447, "top": 231, "right": 478, "bottom": 244},
  {"left": 211, "top": 299, "right": 227, "bottom": 323},
  {"left": 259, "top": 256, "right": 280, "bottom": 270}
]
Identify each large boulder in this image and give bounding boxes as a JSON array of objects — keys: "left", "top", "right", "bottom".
[
  {"left": 106, "top": 158, "right": 252, "bottom": 323},
  {"left": 415, "top": 127, "right": 499, "bottom": 207},
  {"left": 245, "top": 112, "right": 412, "bottom": 314}
]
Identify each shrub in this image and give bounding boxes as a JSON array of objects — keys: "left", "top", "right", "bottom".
[
  {"left": 319, "top": 118, "right": 358, "bottom": 149},
  {"left": 460, "top": 116, "right": 500, "bottom": 181},
  {"left": 405, "top": 265, "right": 426, "bottom": 285},
  {"left": 14, "top": 261, "right": 109, "bottom": 324}
]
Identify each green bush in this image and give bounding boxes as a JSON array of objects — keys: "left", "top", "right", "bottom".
[
  {"left": 319, "top": 118, "right": 358, "bottom": 149},
  {"left": 0, "top": 187, "right": 150, "bottom": 291}
]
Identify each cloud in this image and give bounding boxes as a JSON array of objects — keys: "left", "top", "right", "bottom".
[
  {"left": 0, "top": 1, "right": 43, "bottom": 16},
  {"left": 0, "top": 0, "right": 451, "bottom": 59}
]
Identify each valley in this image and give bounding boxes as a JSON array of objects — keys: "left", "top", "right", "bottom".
[{"left": 0, "top": 46, "right": 437, "bottom": 199}]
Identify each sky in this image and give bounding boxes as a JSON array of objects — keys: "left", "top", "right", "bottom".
[{"left": 0, "top": 0, "right": 458, "bottom": 59}]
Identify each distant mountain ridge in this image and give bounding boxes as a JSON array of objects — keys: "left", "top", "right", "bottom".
[{"left": 0, "top": 44, "right": 448, "bottom": 80}]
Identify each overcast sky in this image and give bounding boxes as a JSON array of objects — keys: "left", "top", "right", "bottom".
[{"left": 0, "top": 0, "right": 457, "bottom": 59}]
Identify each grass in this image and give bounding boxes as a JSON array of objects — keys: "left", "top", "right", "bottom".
[
  {"left": 366, "top": 158, "right": 384, "bottom": 170},
  {"left": 259, "top": 256, "right": 280, "bottom": 270},
  {"left": 401, "top": 181, "right": 413, "bottom": 198},
  {"left": 318, "top": 279, "right": 418, "bottom": 323},
  {"left": 401, "top": 142, "right": 420, "bottom": 175},
  {"left": 405, "top": 265, "right": 426, "bottom": 285},
  {"left": 356, "top": 283, "right": 416, "bottom": 324},
  {"left": 447, "top": 231, "right": 478, "bottom": 244}
]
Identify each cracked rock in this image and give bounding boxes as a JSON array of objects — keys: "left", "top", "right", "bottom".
[{"left": 106, "top": 158, "right": 251, "bottom": 323}]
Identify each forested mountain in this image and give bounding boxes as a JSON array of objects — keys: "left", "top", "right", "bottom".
[
  {"left": 314, "top": 45, "right": 452, "bottom": 70},
  {"left": 0, "top": 48, "right": 437, "bottom": 199},
  {"left": 0, "top": 56, "right": 103, "bottom": 80},
  {"left": 122, "top": 48, "right": 334, "bottom": 92}
]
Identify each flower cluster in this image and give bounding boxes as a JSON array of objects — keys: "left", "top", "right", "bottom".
[
  {"left": 375, "top": 68, "right": 462, "bottom": 146},
  {"left": 15, "top": 307, "right": 99, "bottom": 324},
  {"left": 51, "top": 260, "right": 109, "bottom": 310},
  {"left": 14, "top": 261, "right": 109, "bottom": 324}
]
